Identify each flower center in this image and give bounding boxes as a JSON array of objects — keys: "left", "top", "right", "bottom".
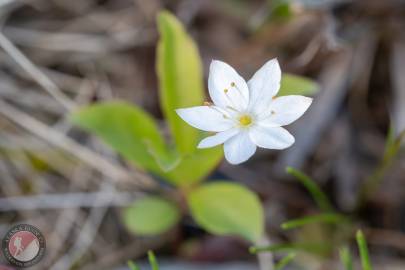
[{"left": 239, "top": 115, "right": 252, "bottom": 127}]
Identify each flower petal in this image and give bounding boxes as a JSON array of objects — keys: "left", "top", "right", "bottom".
[
  {"left": 249, "top": 125, "right": 295, "bottom": 150},
  {"left": 176, "top": 106, "right": 233, "bottom": 132},
  {"left": 224, "top": 131, "right": 257, "bottom": 164},
  {"left": 208, "top": 60, "right": 249, "bottom": 111},
  {"left": 248, "top": 58, "right": 281, "bottom": 114},
  {"left": 198, "top": 129, "right": 239, "bottom": 149},
  {"left": 259, "top": 95, "right": 312, "bottom": 127}
]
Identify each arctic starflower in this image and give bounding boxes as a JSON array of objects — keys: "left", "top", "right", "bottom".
[{"left": 176, "top": 59, "right": 313, "bottom": 165}]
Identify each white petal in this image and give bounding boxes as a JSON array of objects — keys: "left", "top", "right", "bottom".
[
  {"left": 259, "top": 95, "right": 312, "bottom": 127},
  {"left": 208, "top": 60, "right": 249, "bottom": 111},
  {"left": 248, "top": 58, "right": 281, "bottom": 114},
  {"left": 176, "top": 106, "right": 233, "bottom": 132},
  {"left": 249, "top": 125, "right": 295, "bottom": 150},
  {"left": 224, "top": 131, "right": 257, "bottom": 164},
  {"left": 198, "top": 129, "right": 239, "bottom": 149}
]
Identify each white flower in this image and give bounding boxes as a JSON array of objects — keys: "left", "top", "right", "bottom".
[{"left": 176, "top": 59, "right": 313, "bottom": 165}]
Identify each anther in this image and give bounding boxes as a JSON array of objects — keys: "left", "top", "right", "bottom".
[
  {"left": 272, "top": 96, "right": 277, "bottom": 100},
  {"left": 224, "top": 89, "right": 228, "bottom": 93},
  {"left": 204, "top": 101, "right": 213, "bottom": 106},
  {"left": 271, "top": 110, "right": 276, "bottom": 115},
  {"left": 230, "top": 81, "right": 245, "bottom": 100}
]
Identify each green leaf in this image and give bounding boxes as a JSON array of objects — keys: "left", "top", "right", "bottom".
[
  {"left": 281, "top": 213, "right": 349, "bottom": 230},
  {"left": 148, "top": 251, "right": 159, "bottom": 270},
  {"left": 340, "top": 247, "right": 353, "bottom": 270},
  {"left": 145, "top": 142, "right": 182, "bottom": 172},
  {"left": 279, "top": 73, "right": 319, "bottom": 96},
  {"left": 154, "top": 11, "right": 224, "bottom": 185},
  {"left": 275, "top": 252, "right": 296, "bottom": 270},
  {"left": 127, "top": 261, "right": 140, "bottom": 270},
  {"left": 166, "top": 147, "right": 223, "bottom": 186},
  {"left": 270, "top": 0, "right": 293, "bottom": 21},
  {"left": 286, "top": 167, "right": 334, "bottom": 212},
  {"left": 356, "top": 230, "right": 373, "bottom": 270},
  {"left": 123, "top": 196, "right": 180, "bottom": 236},
  {"left": 71, "top": 101, "right": 166, "bottom": 173},
  {"left": 157, "top": 11, "right": 205, "bottom": 154},
  {"left": 188, "top": 182, "right": 264, "bottom": 242}
]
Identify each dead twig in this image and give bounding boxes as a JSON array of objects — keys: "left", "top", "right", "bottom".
[
  {"left": 0, "top": 99, "right": 156, "bottom": 189},
  {"left": 0, "top": 191, "right": 137, "bottom": 211},
  {"left": 0, "top": 32, "right": 75, "bottom": 110},
  {"left": 49, "top": 182, "right": 116, "bottom": 270}
]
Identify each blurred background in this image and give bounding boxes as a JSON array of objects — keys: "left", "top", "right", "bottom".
[{"left": 0, "top": 0, "right": 404, "bottom": 269}]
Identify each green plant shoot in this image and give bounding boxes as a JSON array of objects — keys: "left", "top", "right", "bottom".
[{"left": 356, "top": 230, "right": 373, "bottom": 270}]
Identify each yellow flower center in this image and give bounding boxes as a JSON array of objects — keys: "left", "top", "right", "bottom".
[{"left": 239, "top": 115, "right": 252, "bottom": 127}]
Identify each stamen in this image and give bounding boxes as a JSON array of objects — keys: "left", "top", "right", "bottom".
[
  {"left": 230, "top": 81, "right": 245, "bottom": 100},
  {"left": 271, "top": 110, "right": 276, "bottom": 115},
  {"left": 209, "top": 105, "right": 230, "bottom": 119},
  {"left": 272, "top": 96, "right": 277, "bottom": 100},
  {"left": 223, "top": 89, "right": 239, "bottom": 111},
  {"left": 226, "top": 106, "right": 238, "bottom": 112},
  {"left": 204, "top": 101, "right": 213, "bottom": 106}
]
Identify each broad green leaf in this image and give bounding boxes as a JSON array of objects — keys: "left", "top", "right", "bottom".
[
  {"left": 155, "top": 11, "right": 224, "bottom": 185},
  {"left": 71, "top": 101, "right": 222, "bottom": 186},
  {"left": 145, "top": 142, "right": 182, "bottom": 172},
  {"left": 157, "top": 11, "right": 205, "bottom": 154},
  {"left": 71, "top": 101, "right": 166, "bottom": 173},
  {"left": 279, "top": 73, "right": 319, "bottom": 96},
  {"left": 356, "top": 230, "right": 373, "bottom": 270},
  {"left": 123, "top": 196, "right": 180, "bottom": 236},
  {"left": 188, "top": 182, "right": 264, "bottom": 242},
  {"left": 166, "top": 146, "right": 223, "bottom": 186}
]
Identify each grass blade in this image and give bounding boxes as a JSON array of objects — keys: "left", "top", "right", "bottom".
[
  {"left": 286, "top": 167, "right": 333, "bottom": 212},
  {"left": 339, "top": 247, "right": 353, "bottom": 270},
  {"left": 356, "top": 230, "right": 373, "bottom": 270},
  {"left": 357, "top": 129, "right": 405, "bottom": 207},
  {"left": 275, "top": 252, "right": 296, "bottom": 270},
  {"left": 148, "top": 250, "right": 159, "bottom": 270},
  {"left": 127, "top": 260, "right": 140, "bottom": 270},
  {"left": 281, "top": 213, "right": 348, "bottom": 230},
  {"left": 250, "top": 242, "right": 330, "bottom": 255}
]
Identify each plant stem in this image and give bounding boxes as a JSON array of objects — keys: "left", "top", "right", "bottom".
[{"left": 255, "top": 235, "right": 275, "bottom": 270}]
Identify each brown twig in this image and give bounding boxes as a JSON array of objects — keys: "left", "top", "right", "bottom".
[{"left": 0, "top": 99, "right": 156, "bottom": 189}]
